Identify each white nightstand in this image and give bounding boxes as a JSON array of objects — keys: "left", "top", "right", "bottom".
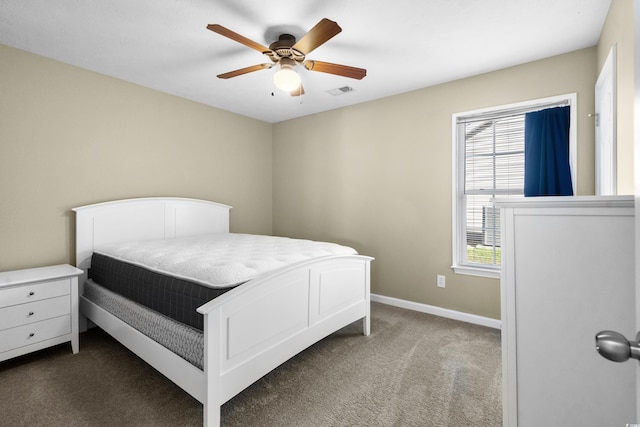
[{"left": 0, "top": 264, "right": 83, "bottom": 363}]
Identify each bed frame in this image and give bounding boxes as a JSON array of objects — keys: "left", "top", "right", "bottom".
[{"left": 73, "top": 197, "right": 372, "bottom": 426}]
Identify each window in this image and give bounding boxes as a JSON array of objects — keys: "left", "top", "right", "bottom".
[{"left": 452, "top": 94, "right": 576, "bottom": 278}]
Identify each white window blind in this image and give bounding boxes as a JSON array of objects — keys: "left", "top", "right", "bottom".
[
  {"left": 458, "top": 115, "right": 525, "bottom": 266},
  {"left": 462, "top": 115, "right": 525, "bottom": 196}
]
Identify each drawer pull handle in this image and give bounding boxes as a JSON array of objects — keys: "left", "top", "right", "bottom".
[
  {"left": 28, "top": 291, "right": 35, "bottom": 296},
  {"left": 28, "top": 312, "right": 34, "bottom": 316},
  {"left": 28, "top": 333, "right": 34, "bottom": 338}
]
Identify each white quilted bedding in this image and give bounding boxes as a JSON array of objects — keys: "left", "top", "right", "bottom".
[{"left": 94, "top": 233, "right": 357, "bottom": 289}]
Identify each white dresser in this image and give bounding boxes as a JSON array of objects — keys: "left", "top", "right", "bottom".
[
  {"left": 497, "top": 196, "right": 636, "bottom": 426},
  {"left": 0, "top": 264, "right": 83, "bottom": 362}
]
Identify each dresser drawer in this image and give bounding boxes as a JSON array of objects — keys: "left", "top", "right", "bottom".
[
  {"left": 0, "top": 295, "right": 70, "bottom": 331},
  {"left": 0, "top": 279, "right": 70, "bottom": 309},
  {"left": 0, "top": 315, "right": 71, "bottom": 353}
]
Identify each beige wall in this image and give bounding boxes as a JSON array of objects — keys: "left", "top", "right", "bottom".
[
  {"left": 597, "top": 0, "right": 635, "bottom": 194},
  {"left": 273, "top": 48, "right": 598, "bottom": 320},
  {"left": 2, "top": 25, "right": 615, "bottom": 320},
  {"left": 0, "top": 44, "right": 273, "bottom": 272}
]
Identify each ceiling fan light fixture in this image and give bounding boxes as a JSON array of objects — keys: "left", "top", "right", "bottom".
[
  {"left": 209, "top": 19, "right": 366, "bottom": 96},
  {"left": 273, "top": 62, "right": 301, "bottom": 92}
]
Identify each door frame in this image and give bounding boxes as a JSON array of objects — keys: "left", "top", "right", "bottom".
[
  {"left": 634, "top": 0, "right": 640, "bottom": 417},
  {"left": 596, "top": 45, "right": 617, "bottom": 195}
]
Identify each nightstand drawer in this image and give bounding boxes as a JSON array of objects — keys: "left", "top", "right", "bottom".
[
  {"left": 0, "top": 279, "right": 70, "bottom": 309},
  {"left": 0, "top": 296, "right": 70, "bottom": 330},
  {"left": 0, "top": 315, "right": 71, "bottom": 353}
]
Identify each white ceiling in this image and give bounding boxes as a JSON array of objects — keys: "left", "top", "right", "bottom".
[{"left": 0, "top": 0, "right": 612, "bottom": 123}]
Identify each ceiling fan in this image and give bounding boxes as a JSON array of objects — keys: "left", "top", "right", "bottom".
[{"left": 207, "top": 18, "right": 367, "bottom": 96}]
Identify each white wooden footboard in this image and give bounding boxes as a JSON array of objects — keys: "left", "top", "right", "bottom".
[
  {"left": 198, "top": 255, "right": 372, "bottom": 427},
  {"left": 78, "top": 254, "right": 372, "bottom": 427}
]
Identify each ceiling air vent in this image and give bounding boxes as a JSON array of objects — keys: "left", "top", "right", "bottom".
[{"left": 327, "top": 86, "right": 354, "bottom": 96}]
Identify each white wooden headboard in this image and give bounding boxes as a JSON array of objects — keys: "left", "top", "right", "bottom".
[{"left": 73, "top": 197, "right": 231, "bottom": 273}]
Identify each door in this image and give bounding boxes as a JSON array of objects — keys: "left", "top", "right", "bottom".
[
  {"left": 603, "top": 0, "right": 640, "bottom": 419},
  {"left": 500, "top": 198, "right": 636, "bottom": 426},
  {"left": 593, "top": 3, "right": 640, "bottom": 422}
]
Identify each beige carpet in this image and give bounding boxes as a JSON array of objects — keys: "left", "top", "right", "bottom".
[{"left": 0, "top": 302, "right": 502, "bottom": 426}]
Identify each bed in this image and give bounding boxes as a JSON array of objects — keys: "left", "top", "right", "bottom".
[{"left": 73, "top": 197, "right": 373, "bottom": 427}]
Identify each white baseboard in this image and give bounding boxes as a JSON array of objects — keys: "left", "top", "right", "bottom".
[{"left": 371, "top": 294, "right": 501, "bottom": 330}]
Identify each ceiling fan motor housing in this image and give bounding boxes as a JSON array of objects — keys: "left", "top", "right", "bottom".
[{"left": 268, "top": 34, "right": 305, "bottom": 63}]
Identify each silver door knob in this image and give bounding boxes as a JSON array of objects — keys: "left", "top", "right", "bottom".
[{"left": 595, "top": 330, "right": 640, "bottom": 363}]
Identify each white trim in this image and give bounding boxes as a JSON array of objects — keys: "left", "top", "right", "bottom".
[
  {"left": 494, "top": 194, "right": 633, "bottom": 209},
  {"left": 371, "top": 293, "right": 501, "bottom": 330},
  {"left": 451, "top": 264, "right": 501, "bottom": 279},
  {"left": 595, "top": 45, "right": 617, "bottom": 195},
  {"left": 634, "top": 0, "right": 640, "bottom": 417}
]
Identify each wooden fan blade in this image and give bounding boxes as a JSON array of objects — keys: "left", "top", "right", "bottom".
[
  {"left": 304, "top": 60, "right": 367, "bottom": 80},
  {"left": 207, "top": 24, "right": 271, "bottom": 54},
  {"left": 292, "top": 18, "right": 342, "bottom": 55},
  {"left": 290, "top": 83, "right": 305, "bottom": 97},
  {"left": 217, "top": 64, "right": 272, "bottom": 79}
]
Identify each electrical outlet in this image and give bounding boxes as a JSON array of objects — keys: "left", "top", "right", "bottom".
[{"left": 437, "top": 275, "right": 446, "bottom": 288}]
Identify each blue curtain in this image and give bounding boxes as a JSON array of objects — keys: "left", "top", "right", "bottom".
[{"left": 524, "top": 106, "right": 573, "bottom": 196}]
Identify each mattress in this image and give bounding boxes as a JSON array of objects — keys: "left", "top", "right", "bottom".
[
  {"left": 89, "top": 253, "right": 230, "bottom": 331},
  {"left": 94, "top": 232, "right": 358, "bottom": 288},
  {"left": 89, "top": 233, "right": 358, "bottom": 330}
]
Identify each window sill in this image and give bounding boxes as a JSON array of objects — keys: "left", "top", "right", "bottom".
[{"left": 452, "top": 264, "right": 501, "bottom": 279}]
